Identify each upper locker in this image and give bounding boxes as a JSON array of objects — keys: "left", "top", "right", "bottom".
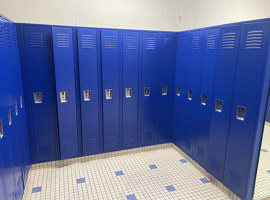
[
  {"left": 141, "top": 31, "right": 159, "bottom": 146},
  {"left": 101, "top": 29, "right": 121, "bottom": 152},
  {"left": 22, "top": 25, "right": 59, "bottom": 163},
  {"left": 157, "top": 32, "right": 177, "bottom": 144},
  {"left": 223, "top": 20, "right": 270, "bottom": 199},
  {"left": 52, "top": 27, "right": 79, "bottom": 159},
  {"left": 122, "top": 30, "right": 140, "bottom": 149},
  {"left": 206, "top": 24, "right": 242, "bottom": 181},
  {"left": 173, "top": 31, "right": 191, "bottom": 148},
  {"left": 77, "top": 28, "right": 102, "bottom": 156},
  {"left": 194, "top": 28, "right": 219, "bottom": 168}
]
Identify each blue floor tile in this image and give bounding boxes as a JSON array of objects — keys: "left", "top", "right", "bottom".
[
  {"left": 165, "top": 185, "right": 176, "bottom": 192},
  {"left": 179, "top": 159, "right": 187, "bottom": 163},
  {"left": 200, "top": 178, "right": 210, "bottom": 184},
  {"left": 267, "top": 170, "right": 270, "bottom": 174},
  {"left": 126, "top": 194, "right": 137, "bottom": 200},
  {"left": 115, "top": 170, "right": 124, "bottom": 176},
  {"left": 32, "top": 186, "right": 42, "bottom": 193},
  {"left": 149, "top": 164, "right": 157, "bottom": 170},
  {"left": 76, "top": 178, "right": 85, "bottom": 184},
  {"left": 261, "top": 149, "right": 269, "bottom": 152}
]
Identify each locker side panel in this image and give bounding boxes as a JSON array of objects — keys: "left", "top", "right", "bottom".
[
  {"left": 158, "top": 32, "right": 177, "bottom": 144},
  {"left": 141, "top": 31, "right": 159, "bottom": 146},
  {"left": 101, "top": 29, "right": 120, "bottom": 152},
  {"left": 206, "top": 24, "right": 242, "bottom": 181},
  {"left": 194, "top": 28, "right": 219, "bottom": 167},
  {"left": 224, "top": 21, "right": 270, "bottom": 198},
  {"left": 77, "top": 28, "right": 101, "bottom": 155},
  {"left": 23, "top": 25, "right": 59, "bottom": 163},
  {"left": 52, "top": 27, "right": 79, "bottom": 159},
  {"left": 122, "top": 30, "right": 139, "bottom": 149}
]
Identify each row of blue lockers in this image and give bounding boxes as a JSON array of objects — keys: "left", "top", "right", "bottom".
[
  {"left": 16, "top": 24, "right": 178, "bottom": 164},
  {"left": 173, "top": 19, "right": 270, "bottom": 199},
  {"left": 0, "top": 20, "right": 31, "bottom": 200}
]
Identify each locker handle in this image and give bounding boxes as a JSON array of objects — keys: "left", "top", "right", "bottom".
[
  {"left": 15, "top": 102, "right": 18, "bottom": 116},
  {"left": 0, "top": 119, "right": 3, "bottom": 139},
  {"left": 144, "top": 87, "right": 150, "bottom": 96},
  {"left": 33, "top": 92, "right": 43, "bottom": 104},
  {"left": 188, "top": 90, "right": 192, "bottom": 100},
  {"left": 215, "top": 99, "right": 223, "bottom": 112},
  {"left": 105, "top": 89, "right": 112, "bottom": 99},
  {"left": 236, "top": 106, "right": 246, "bottom": 121},
  {"left": 162, "top": 86, "right": 168, "bottom": 95},
  {"left": 125, "top": 88, "right": 132, "bottom": 98},
  {"left": 8, "top": 109, "right": 12, "bottom": 126},
  {"left": 201, "top": 94, "right": 207, "bottom": 106},
  {"left": 177, "top": 87, "right": 180, "bottom": 96},
  {"left": 60, "top": 91, "right": 68, "bottom": 103},
  {"left": 20, "top": 96, "right": 23, "bottom": 108},
  {"left": 83, "top": 90, "right": 91, "bottom": 101}
]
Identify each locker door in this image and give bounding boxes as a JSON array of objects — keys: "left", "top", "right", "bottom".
[
  {"left": 122, "top": 30, "right": 139, "bottom": 149},
  {"left": 101, "top": 29, "right": 120, "bottom": 152},
  {"left": 141, "top": 31, "right": 159, "bottom": 146},
  {"left": 158, "top": 32, "right": 177, "bottom": 144},
  {"left": 52, "top": 27, "right": 79, "bottom": 159},
  {"left": 173, "top": 31, "right": 191, "bottom": 148},
  {"left": 194, "top": 28, "right": 219, "bottom": 167},
  {"left": 77, "top": 28, "right": 101, "bottom": 155},
  {"left": 224, "top": 21, "right": 270, "bottom": 198},
  {"left": 181, "top": 30, "right": 204, "bottom": 157},
  {"left": 23, "top": 25, "right": 59, "bottom": 163},
  {"left": 206, "top": 24, "right": 242, "bottom": 181}
]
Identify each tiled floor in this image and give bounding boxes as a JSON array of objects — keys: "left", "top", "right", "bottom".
[
  {"left": 23, "top": 147, "right": 233, "bottom": 200},
  {"left": 254, "top": 125, "right": 270, "bottom": 200}
]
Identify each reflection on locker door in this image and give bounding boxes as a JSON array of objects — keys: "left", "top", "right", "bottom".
[
  {"left": 141, "top": 31, "right": 159, "bottom": 146},
  {"left": 101, "top": 29, "right": 120, "bottom": 152},
  {"left": 77, "top": 28, "right": 101, "bottom": 156},
  {"left": 52, "top": 27, "right": 79, "bottom": 159},
  {"left": 122, "top": 30, "right": 139, "bottom": 149}
]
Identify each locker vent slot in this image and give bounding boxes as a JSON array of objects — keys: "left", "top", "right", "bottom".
[
  {"left": 201, "top": 94, "right": 207, "bottom": 105},
  {"left": 222, "top": 33, "right": 236, "bottom": 49},
  {"left": 20, "top": 96, "right": 23, "bottom": 108},
  {"left": 6, "top": 28, "right": 11, "bottom": 46},
  {"left": 162, "top": 86, "right": 168, "bottom": 95},
  {"left": 165, "top": 38, "right": 175, "bottom": 49},
  {"left": 12, "top": 30, "right": 17, "bottom": 46},
  {"left": 104, "top": 36, "right": 116, "bottom": 49},
  {"left": 60, "top": 92, "right": 68, "bottom": 103},
  {"left": 29, "top": 33, "right": 44, "bottom": 48},
  {"left": 126, "top": 37, "right": 137, "bottom": 50},
  {"left": 81, "top": 34, "right": 94, "bottom": 49},
  {"left": 8, "top": 109, "right": 12, "bottom": 126},
  {"left": 145, "top": 38, "right": 156, "bottom": 50},
  {"left": 0, "top": 119, "right": 3, "bottom": 139},
  {"left": 192, "top": 36, "right": 200, "bottom": 49},
  {"left": 180, "top": 38, "right": 187, "bottom": 49},
  {"left": 246, "top": 30, "right": 263, "bottom": 49},
  {"left": 144, "top": 87, "right": 150, "bottom": 96},
  {"left": 215, "top": 99, "right": 223, "bottom": 112},
  {"left": 83, "top": 90, "right": 91, "bottom": 101},
  {"left": 188, "top": 90, "right": 192, "bottom": 100},
  {"left": 33, "top": 92, "right": 43, "bottom": 104},
  {"left": 15, "top": 102, "right": 18, "bottom": 116},
  {"left": 0, "top": 25, "right": 3, "bottom": 45},
  {"left": 229, "top": 170, "right": 242, "bottom": 188},
  {"left": 197, "top": 146, "right": 205, "bottom": 160},
  {"left": 236, "top": 106, "right": 246, "bottom": 121},
  {"left": 209, "top": 158, "right": 220, "bottom": 172},
  {"left": 125, "top": 88, "right": 132, "bottom": 98},
  {"left": 177, "top": 87, "right": 180, "bottom": 96},
  {"left": 56, "top": 33, "right": 70, "bottom": 48},
  {"left": 105, "top": 89, "right": 112, "bottom": 99},
  {"left": 206, "top": 35, "right": 216, "bottom": 49}
]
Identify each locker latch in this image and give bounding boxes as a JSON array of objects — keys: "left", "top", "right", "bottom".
[
  {"left": 33, "top": 92, "right": 43, "bottom": 104},
  {"left": 215, "top": 99, "right": 223, "bottom": 112},
  {"left": 0, "top": 119, "right": 3, "bottom": 139},
  {"left": 177, "top": 87, "right": 180, "bottom": 96},
  {"left": 15, "top": 102, "right": 18, "bottom": 116},
  {"left": 83, "top": 90, "right": 91, "bottom": 101},
  {"left": 144, "top": 87, "right": 150, "bottom": 96},
  {"left": 237, "top": 106, "right": 246, "bottom": 121},
  {"left": 188, "top": 90, "right": 192, "bottom": 100},
  {"left": 125, "top": 88, "right": 132, "bottom": 98},
  {"left": 105, "top": 89, "right": 112, "bottom": 99},
  {"left": 162, "top": 86, "right": 168, "bottom": 95},
  {"left": 60, "top": 91, "right": 68, "bottom": 103},
  {"left": 8, "top": 109, "right": 11, "bottom": 126},
  {"left": 20, "top": 96, "right": 23, "bottom": 108},
  {"left": 201, "top": 94, "right": 207, "bottom": 106}
]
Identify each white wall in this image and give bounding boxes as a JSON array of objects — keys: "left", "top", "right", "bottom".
[{"left": 0, "top": 0, "right": 269, "bottom": 31}]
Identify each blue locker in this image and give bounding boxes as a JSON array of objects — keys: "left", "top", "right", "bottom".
[
  {"left": 206, "top": 24, "right": 242, "bottom": 181},
  {"left": 77, "top": 28, "right": 101, "bottom": 155},
  {"left": 21, "top": 25, "right": 59, "bottom": 163},
  {"left": 141, "top": 31, "right": 159, "bottom": 146},
  {"left": 194, "top": 28, "right": 219, "bottom": 167},
  {"left": 52, "top": 27, "right": 79, "bottom": 159},
  {"left": 157, "top": 32, "right": 177, "bottom": 144},
  {"left": 173, "top": 31, "right": 191, "bottom": 148},
  {"left": 122, "top": 30, "right": 139, "bottom": 149},
  {"left": 223, "top": 21, "right": 270, "bottom": 198},
  {"left": 101, "top": 29, "right": 121, "bottom": 152}
]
